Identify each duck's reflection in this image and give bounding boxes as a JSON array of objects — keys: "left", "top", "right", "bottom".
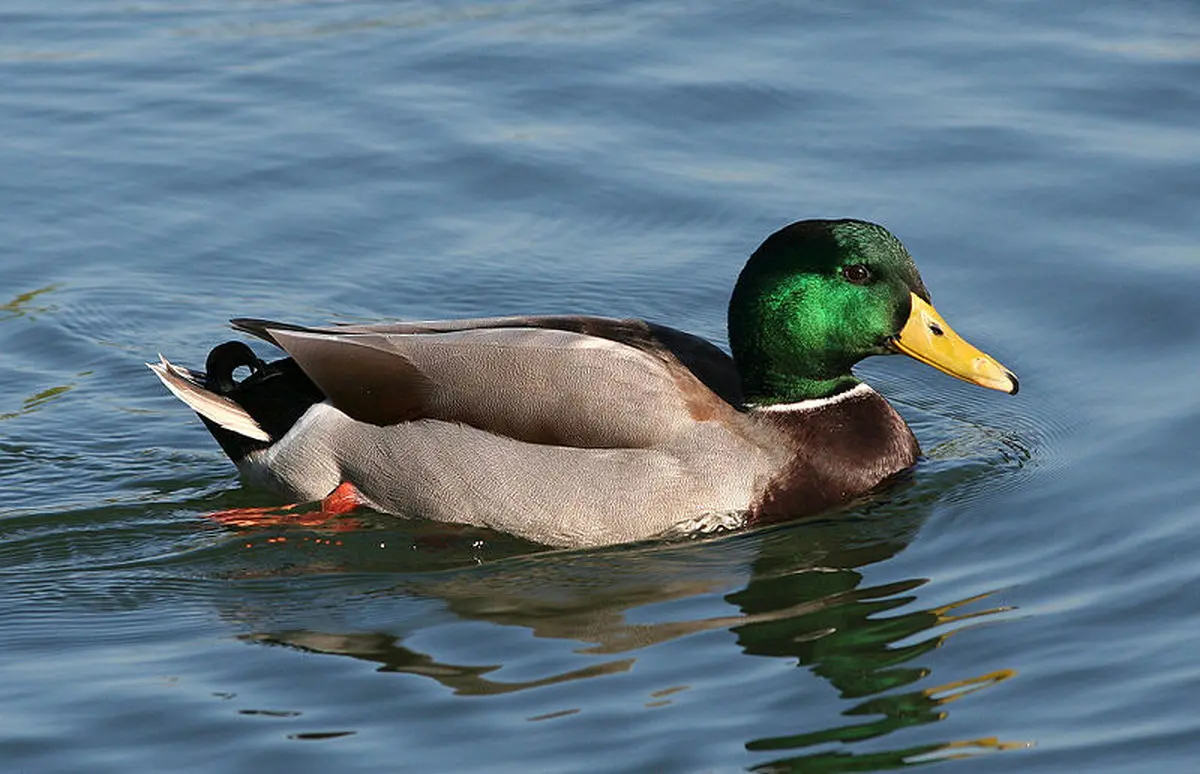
[{"left": 221, "top": 502, "right": 1022, "bottom": 769}]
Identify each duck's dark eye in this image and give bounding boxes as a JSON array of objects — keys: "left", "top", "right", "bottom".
[{"left": 841, "top": 264, "right": 872, "bottom": 285}]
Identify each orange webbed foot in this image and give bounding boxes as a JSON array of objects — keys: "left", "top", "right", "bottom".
[{"left": 207, "top": 482, "right": 364, "bottom": 530}]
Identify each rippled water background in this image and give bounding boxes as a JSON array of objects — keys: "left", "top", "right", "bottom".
[{"left": 3, "top": 2, "right": 1199, "bottom": 772}]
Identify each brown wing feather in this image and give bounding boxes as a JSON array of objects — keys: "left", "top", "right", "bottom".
[{"left": 268, "top": 330, "right": 433, "bottom": 426}]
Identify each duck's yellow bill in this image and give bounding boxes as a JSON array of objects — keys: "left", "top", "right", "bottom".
[{"left": 891, "top": 293, "right": 1019, "bottom": 395}]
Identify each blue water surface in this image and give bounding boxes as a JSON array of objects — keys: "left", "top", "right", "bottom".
[{"left": 2, "top": 2, "right": 1199, "bottom": 772}]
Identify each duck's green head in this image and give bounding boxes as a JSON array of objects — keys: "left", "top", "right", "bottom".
[{"left": 729, "top": 219, "right": 1017, "bottom": 405}]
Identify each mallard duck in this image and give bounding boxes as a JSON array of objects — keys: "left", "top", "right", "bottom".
[{"left": 150, "top": 219, "right": 1017, "bottom": 547}]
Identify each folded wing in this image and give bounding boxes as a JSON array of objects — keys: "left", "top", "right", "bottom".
[{"left": 235, "top": 316, "right": 745, "bottom": 450}]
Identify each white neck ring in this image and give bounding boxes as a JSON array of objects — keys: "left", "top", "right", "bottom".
[{"left": 750, "top": 382, "right": 874, "bottom": 413}]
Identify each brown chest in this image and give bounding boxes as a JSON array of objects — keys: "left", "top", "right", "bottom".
[{"left": 747, "top": 390, "right": 920, "bottom": 524}]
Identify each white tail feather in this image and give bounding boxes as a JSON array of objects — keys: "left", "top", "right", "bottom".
[{"left": 147, "top": 355, "right": 271, "bottom": 442}]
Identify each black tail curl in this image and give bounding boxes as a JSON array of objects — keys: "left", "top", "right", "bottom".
[
  {"left": 205, "top": 341, "right": 267, "bottom": 395},
  {"left": 196, "top": 341, "right": 326, "bottom": 461}
]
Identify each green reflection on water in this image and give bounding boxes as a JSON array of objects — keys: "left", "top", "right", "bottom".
[
  {"left": 727, "top": 523, "right": 1026, "bottom": 770},
  {"left": 216, "top": 505, "right": 1026, "bottom": 769},
  {"left": 0, "top": 382, "right": 78, "bottom": 421},
  {"left": 1, "top": 284, "right": 59, "bottom": 322},
  {"left": 0, "top": 285, "right": 78, "bottom": 421}
]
